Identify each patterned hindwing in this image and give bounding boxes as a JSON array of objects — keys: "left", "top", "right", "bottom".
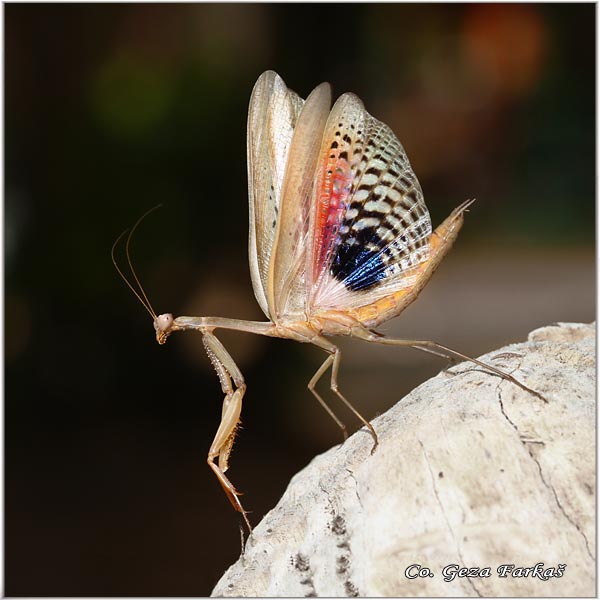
[
  {"left": 247, "top": 71, "right": 304, "bottom": 318},
  {"left": 309, "top": 93, "right": 432, "bottom": 310}
]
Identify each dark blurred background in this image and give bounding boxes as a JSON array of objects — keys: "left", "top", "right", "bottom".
[{"left": 5, "top": 3, "right": 594, "bottom": 596}]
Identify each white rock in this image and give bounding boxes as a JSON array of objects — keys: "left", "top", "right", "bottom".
[{"left": 212, "top": 322, "right": 595, "bottom": 597}]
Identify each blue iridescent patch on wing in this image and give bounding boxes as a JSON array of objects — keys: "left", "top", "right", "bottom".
[{"left": 330, "top": 243, "right": 386, "bottom": 292}]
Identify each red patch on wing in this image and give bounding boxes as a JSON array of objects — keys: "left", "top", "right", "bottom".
[{"left": 313, "top": 153, "right": 353, "bottom": 279}]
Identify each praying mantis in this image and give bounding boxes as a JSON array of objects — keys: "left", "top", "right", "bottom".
[{"left": 113, "top": 71, "right": 545, "bottom": 532}]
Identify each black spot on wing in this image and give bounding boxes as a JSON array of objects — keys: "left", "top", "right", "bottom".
[{"left": 330, "top": 236, "right": 386, "bottom": 292}]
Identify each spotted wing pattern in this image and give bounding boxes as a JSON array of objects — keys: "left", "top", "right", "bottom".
[
  {"left": 247, "top": 71, "right": 304, "bottom": 318},
  {"left": 308, "top": 93, "right": 432, "bottom": 311}
]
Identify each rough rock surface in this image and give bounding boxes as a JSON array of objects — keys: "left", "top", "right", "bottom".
[{"left": 212, "top": 323, "right": 595, "bottom": 597}]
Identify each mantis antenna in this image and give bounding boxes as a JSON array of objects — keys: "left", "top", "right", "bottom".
[
  {"left": 114, "top": 72, "right": 548, "bottom": 535},
  {"left": 111, "top": 204, "right": 163, "bottom": 320}
]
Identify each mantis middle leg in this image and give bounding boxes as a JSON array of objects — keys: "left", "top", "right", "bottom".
[{"left": 309, "top": 337, "right": 379, "bottom": 452}]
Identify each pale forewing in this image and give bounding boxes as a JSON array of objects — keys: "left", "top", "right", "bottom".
[
  {"left": 268, "top": 81, "right": 331, "bottom": 319},
  {"left": 247, "top": 71, "right": 304, "bottom": 318}
]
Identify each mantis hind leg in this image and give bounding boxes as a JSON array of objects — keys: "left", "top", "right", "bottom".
[
  {"left": 310, "top": 338, "right": 379, "bottom": 452},
  {"left": 202, "top": 331, "right": 252, "bottom": 532},
  {"left": 353, "top": 328, "right": 546, "bottom": 403}
]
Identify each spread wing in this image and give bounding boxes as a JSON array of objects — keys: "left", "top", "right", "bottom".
[
  {"left": 247, "top": 71, "right": 304, "bottom": 318},
  {"left": 307, "top": 93, "right": 432, "bottom": 311},
  {"left": 267, "top": 81, "right": 331, "bottom": 319},
  {"left": 247, "top": 72, "right": 431, "bottom": 321}
]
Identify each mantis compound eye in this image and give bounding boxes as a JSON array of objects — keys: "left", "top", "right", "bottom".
[
  {"left": 156, "top": 313, "right": 174, "bottom": 332},
  {"left": 154, "top": 313, "right": 174, "bottom": 344}
]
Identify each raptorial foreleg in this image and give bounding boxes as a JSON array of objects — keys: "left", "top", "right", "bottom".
[{"left": 202, "top": 331, "right": 252, "bottom": 531}]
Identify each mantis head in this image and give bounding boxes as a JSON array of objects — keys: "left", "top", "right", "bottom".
[
  {"left": 154, "top": 313, "right": 175, "bottom": 344},
  {"left": 112, "top": 205, "right": 180, "bottom": 346}
]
